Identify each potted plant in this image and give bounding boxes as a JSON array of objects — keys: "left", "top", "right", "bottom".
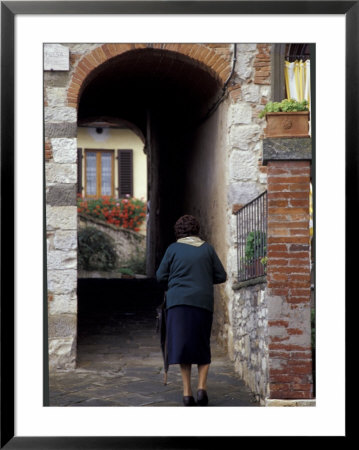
[{"left": 259, "top": 98, "right": 310, "bottom": 138}]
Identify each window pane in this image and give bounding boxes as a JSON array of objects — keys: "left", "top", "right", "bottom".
[
  {"left": 86, "top": 152, "right": 97, "bottom": 196},
  {"left": 101, "top": 152, "right": 112, "bottom": 196}
]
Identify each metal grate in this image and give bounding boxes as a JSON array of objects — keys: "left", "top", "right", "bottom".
[{"left": 235, "top": 191, "right": 268, "bottom": 282}]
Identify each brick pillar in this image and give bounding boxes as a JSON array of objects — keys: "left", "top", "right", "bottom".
[{"left": 263, "top": 138, "right": 313, "bottom": 400}]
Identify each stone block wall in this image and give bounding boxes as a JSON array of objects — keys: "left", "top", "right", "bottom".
[
  {"left": 46, "top": 135, "right": 78, "bottom": 370},
  {"left": 231, "top": 281, "right": 268, "bottom": 401},
  {"left": 45, "top": 48, "right": 79, "bottom": 370},
  {"left": 225, "top": 45, "right": 313, "bottom": 402},
  {"left": 224, "top": 44, "right": 271, "bottom": 374}
]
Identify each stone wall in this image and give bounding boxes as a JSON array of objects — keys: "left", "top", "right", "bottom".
[
  {"left": 46, "top": 140, "right": 78, "bottom": 370},
  {"left": 182, "top": 101, "right": 229, "bottom": 347},
  {"left": 231, "top": 281, "right": 268, "bottom": 401},
  {"left": 225, "top": 44, "right": 270, "bottom": 368},
  {"left": 45, "top": 46, "right": 80, "bottom": 370},
  {"left": 78, "top": 214, "right": 146, "bottom": 266}
]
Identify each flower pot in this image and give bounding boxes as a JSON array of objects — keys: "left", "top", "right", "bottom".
[
  {"left": 264, "top": 111, "right": 310, "bottom": 138},
  {"left": 245, "top": 258, "right": 265, "bottom": 278}
]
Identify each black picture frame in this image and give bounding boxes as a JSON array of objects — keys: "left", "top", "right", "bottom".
[{"left": 1, "top": 1, "right": 352, "bottom": 447}]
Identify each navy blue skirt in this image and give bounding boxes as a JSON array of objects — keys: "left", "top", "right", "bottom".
[{"left": 166, "top": 304, "right": 213, "bottom": 365}]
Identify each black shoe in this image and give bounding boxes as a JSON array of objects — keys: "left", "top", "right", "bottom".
[
  {"left": 197, "top": 389, "right": 208, "bottom": 406},
  {"left": 183, "top": 395, "right": 196, "bottom": 406}
]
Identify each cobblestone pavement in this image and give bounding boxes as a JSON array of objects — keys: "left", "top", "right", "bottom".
[{"left": 49, "top": 279, "right": 260, "bottom": 407}]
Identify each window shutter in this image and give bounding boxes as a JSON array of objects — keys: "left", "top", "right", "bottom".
[
  {"left": 77, "top": 148, "right": 83, "bottom": 194},
  {"left": 271, "top": 44, "right": 286, "bottom": 101},
  {"left": 118, "top": 149, "right": 133, "bottom": 197}
]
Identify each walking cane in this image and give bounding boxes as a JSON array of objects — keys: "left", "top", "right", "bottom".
[{"left": 156, "top": 292, "right": 168, "bottom": 385}]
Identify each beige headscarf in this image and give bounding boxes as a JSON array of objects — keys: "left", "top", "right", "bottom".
[{"left": 176, "top": 235, "right": 205, "bottom": 247}]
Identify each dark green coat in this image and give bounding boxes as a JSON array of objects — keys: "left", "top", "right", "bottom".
[{"left": 156, "top": 242, "right": 227, "bottom": 312}]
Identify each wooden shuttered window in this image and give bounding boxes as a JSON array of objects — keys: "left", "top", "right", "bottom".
[
  {"left": 77, "top": 148, "right": 83, "bottom": 194},
  {"left": 117, "top": 149, "right": 133, "bottom": 197},
  {"left": 84, "top": 149, "right": 115, "bottom": 198}
]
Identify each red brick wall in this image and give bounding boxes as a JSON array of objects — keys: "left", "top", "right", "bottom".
[
  {"left": 266, "top": 160, "right": 313, "bottom": 399},
  {"left": 254, "top": 44, "right": 271, "bottom": 85},
  {"left": 45, "top": 140, "right": 53, "bottom": 161}
]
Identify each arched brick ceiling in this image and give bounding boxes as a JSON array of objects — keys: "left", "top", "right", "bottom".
[{"left": 77, "top": 48, "right": 224, "bottom": 132}]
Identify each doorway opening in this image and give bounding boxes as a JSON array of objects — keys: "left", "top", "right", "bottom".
[{"left": 76, "top": 47, "right": 226, "bottom": 364}]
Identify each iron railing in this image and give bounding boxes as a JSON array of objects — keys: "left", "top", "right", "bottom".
[{"left": 235, "top": 191, "right": 268, "bottom": 282}]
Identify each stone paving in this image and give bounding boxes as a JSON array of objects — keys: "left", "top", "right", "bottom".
[{"left": 49, "top": 280, "right": 260, "bottom": 407}]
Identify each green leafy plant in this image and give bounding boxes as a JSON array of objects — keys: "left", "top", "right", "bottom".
[
  {"left": 259, "top": 98, "right": 309, "bottom": 118},
  {"left": 78, "top": 226, "right": 118, "bottom": 271},
  {"left": 117, "top": 267, "right": 135, "bottom": 276},
  {"left": 260, "top": 256, "right": 268, "bottom": 268},
  {"left": 244, "top": 231, "right": 267, "bottom": 262},
  {"left": 116, "top": 246, "right": 146, "bottom": 276},
  {"left": 239, "top": 231, "right": 267, "bottom": 279},
  {"left": 77, "top": 195, "right": 147, "bottom": 232},
  {"left": 125, "top": 254, "right": 146, "bottom": 275}
]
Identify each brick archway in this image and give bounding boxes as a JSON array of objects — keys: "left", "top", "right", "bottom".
[{"left": 67, "top": 43, "right": 232, "bottom": 107}]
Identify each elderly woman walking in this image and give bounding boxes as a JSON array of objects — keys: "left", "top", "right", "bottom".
[{"left": 156, "top": 215, "right": 227, "bottom": 406}]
